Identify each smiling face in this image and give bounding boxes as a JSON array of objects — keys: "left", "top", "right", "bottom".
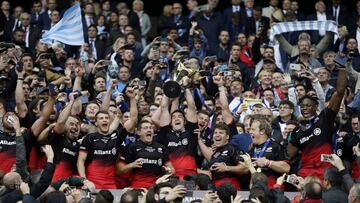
[
  {"left": 138, "top": 122, "right": 154, "bottom": 144},
  {"left": 171, "top": 111, "right": 185, "bottom": 131},
  {"left": 96, "top": 112, "right": 110, "bottom": 134},
  {"left": 85, "top": 103, "right": 100, "bottom": 120},
  {"left": 300, "top": 98, "right": 317, "bottom": 120},
  {"left": 65, "top": 116, "right": 80, "bottom": 140},
  {"left": 198, "top": 112, "right": 210, "bottom": 131},
  {"left": 213, "top": 128, "right": 229, "bottom": 147}
]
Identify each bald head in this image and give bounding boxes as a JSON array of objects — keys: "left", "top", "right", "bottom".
[{"left": 3, "top": 172, "right": 21, "bottom": 188}]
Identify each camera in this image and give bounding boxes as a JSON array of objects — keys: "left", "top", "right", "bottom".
[
  {"left": 16, "top": 61, "right": 23, "bottom": 72},
  {"left": 284, "top": 174, "right": 299, "bottom": 185},
  {"left": 320, "top": 154, "right": 334, "bottom": 162}
]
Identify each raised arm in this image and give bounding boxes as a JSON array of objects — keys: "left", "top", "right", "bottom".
[
  {"left": 183, "top": 77, "right": 198, "bottom": 123},
  {"left": 152, "top": 94, "right": 171, "bottom": 127},
  {"left": 327, "top": 68, "right": 346, "bottom": 112},
  {"left": 101, "top": 79, "right": 116, "bottom": 112},
  {"left": 72, "top": 65, "right": 84, "bottom": 91},
  {"left": 275, "top": 34, "right": 293, "bottom": 55},
  {"left": 196, "top": 129, "right": 213, "bottom": 162},
  {"left": 315, "top": 31, "right": 333, "bottom": 55},
  {"left": 15, "top": 68, "right": 28, "bottom": 118},
  {"left": 213, "top": 75, "right": 233, "bottom": 125},
  {"left": 12, "top": 115, "right": 30, "bottom": 182},
  {"left": 123, "top": 87, "right": 138, "bottom": 132},
  {"left": 31, "top": 91, "right": 56, "bottom": 137},
  {"left": 346, "top": 60, "right": 360, "bottom": 94},
  {"left": 53, "top": 93, "right": 76, "bottom": 134}
]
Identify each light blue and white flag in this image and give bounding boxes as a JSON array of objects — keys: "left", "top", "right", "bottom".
[
  {"left": 270, "top": 20, "right": 338, "bottom": 42},
  {"left": 41, "top": 3, "right": 84, "bottom": 46}
]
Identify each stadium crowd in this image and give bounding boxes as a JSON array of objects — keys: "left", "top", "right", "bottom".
[{"left": 0, "top": 0, "right": 360, "bottom": 202}]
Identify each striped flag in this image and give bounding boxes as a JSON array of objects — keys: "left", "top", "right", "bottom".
[
  {"left": 41, "top": 3, "right": 84, "bottom": 46},
  {"left": 270, "top": 20, "right": 338, "bottom": 42}
]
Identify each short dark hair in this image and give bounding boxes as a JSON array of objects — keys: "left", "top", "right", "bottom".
[
  {"left": 171, "top": 110, "right": 185, "bottom": 118},
  {"left": 298, "top": 95, "right": 319, "bottom": 106},
  {"left": 249, "top": 187, "right": 268, "bottom": 203},
  {"left": 154, "top": 182, "right": 174, "bottom": 194},
  {"left": 216, "top": 182, "right": 237, "bottom": 203},
  {"left": 137, "top": 120, "right": 152, "bottom": 130},
  {"left": 304, "top": 181, "right": 323, "bottom": 200},
  {"left": 251, "top": 172, "right": 269, "bottom": 186},
  {"left": 95, "top": 110, "right": 110, "bottom": 121},
  {"left": 279, "top": 100, "right": 295, "bottom": 111},
  {"left": 324, "top": 167, "right": 342, "bottom": 187},
  {"left": 96, "top": 190, "right": 114, "bottom": 203},
  {"left": 214, "top": 123, "right": 230, "bottom": 135},
  {"left": 194, "top": 174, "right": 212, "bottom": 190},
  {"left": 88, "top": 24, "right": 97, "bottom": 31},
  {"left": 197, "top": 109, "right": 210, "bottom": 117},
  {"left": 43, "top": 191, "right": 67, "bottom": 203}
]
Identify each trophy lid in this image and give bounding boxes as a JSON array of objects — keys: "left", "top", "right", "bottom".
[{"left": 163, "top": 81, "right": 182, "bottom": 98}]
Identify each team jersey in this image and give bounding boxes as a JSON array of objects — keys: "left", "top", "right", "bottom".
[
  {"left": 48, "top": 130, "right": 79, "bottom": 182},
  {"left": 157, "top": 122, "right": 198, "bottom": 179},
  {"left": 0, "top": 131, "right": 16, "bottom": 173},
  {"left": 80, "top": 128, "right": 128, "bottom": 189},
  {"left": 249, "top": 139, "right": 288, "bottom": 187},
  {"left": 289, "top": 108, "right": 337, "bottom": 178},
  {"left": 124, "top": 140, "right": 168, "bottom": 188},
  {"left": 209, "top": 144, "right": 242, "bottom": 189}
]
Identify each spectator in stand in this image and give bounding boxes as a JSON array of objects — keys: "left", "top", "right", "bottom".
[
  {"left": 196, "top": 5, "right": 223, "bottom": 54},
  {"left": 262, "top": 0, "right": 279, "bottom": 19},
  {"left": 133, "top": 0, "right": 151, "bottom": 48}
]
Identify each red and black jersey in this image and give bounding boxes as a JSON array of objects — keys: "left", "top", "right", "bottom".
[
  {"left": 124, "top": 140, "right": 168, "bottom": 188},
  {"left": 0, "top": 131, "right": 16, "bottom": 173},
  {"left": 157, "top": 122, "right": 198, "bottom": 179},
  {"left": 289, "top": 108, "right": 337, "bottom": 178},
  {"left": 249, "top": 139, "right": 288, "bottom": 187},
  {"left": 47, "top": 130, "right": 79, "bottom": 182},
  {"left": 80, "top": 128, "right": 128, "bottom": 189},
  {"left": 209, "top": 144, "right": 241, "bottom": 189}
]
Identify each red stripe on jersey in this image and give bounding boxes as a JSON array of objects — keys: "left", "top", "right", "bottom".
[
  {"left": 86, "top": 161, "right": 116, "bottom": 189},
  {"left": 52, "top": 161, "right": 76, "bottom": 182},
  {"left": 298, "top": 143, "right": 332, "bottom": 179},
  {"left": 169, "top": 154, "right": 197, "bottom": 180},
  {"left": 0, "top": 151, "right": 15, "bottom": 173},
  {"left": 131, "top": 171, "right": 159, "bottom": 189}
]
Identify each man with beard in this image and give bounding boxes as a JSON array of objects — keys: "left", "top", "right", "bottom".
[
  {"left": 287, "top": 66, "right": 346, "bottom": 179},
  {"left": 214, "top": 30, "right": 230, "bottom": 61},
  {"left": 37, "top": 93, "right": 82, "bottom": 182},
  {"left": 77, "top": 87, "right": 137, "bottom": 189},
  {"left": 117, "top": 120, "right": 174, "bottom": 188},
  {"left": 151, "top": 77, "right": 198, "bottom": 179}
]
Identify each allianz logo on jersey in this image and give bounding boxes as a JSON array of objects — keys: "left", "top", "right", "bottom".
[
  {"left": 62, "top": 148, "right": 77, "bottom": 156},
  {"left": 142, "top": 158, "right": 163, "bottom": 166},
  {"left": 94, "top": 147, "right": 117, "bottom": 155},
  {"left": 299, "top": 128, "right": 322, "bottom": 144},
  {"left": 168, "top": 138, "right": 188, "bottom": 147},
  {"left": 0, "top": 140, "right": 16, "bottom": 145}
]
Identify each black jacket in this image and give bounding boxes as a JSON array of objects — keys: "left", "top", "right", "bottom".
[{"left": 0, "top": 162, "right": 55, "bottom": 203}]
